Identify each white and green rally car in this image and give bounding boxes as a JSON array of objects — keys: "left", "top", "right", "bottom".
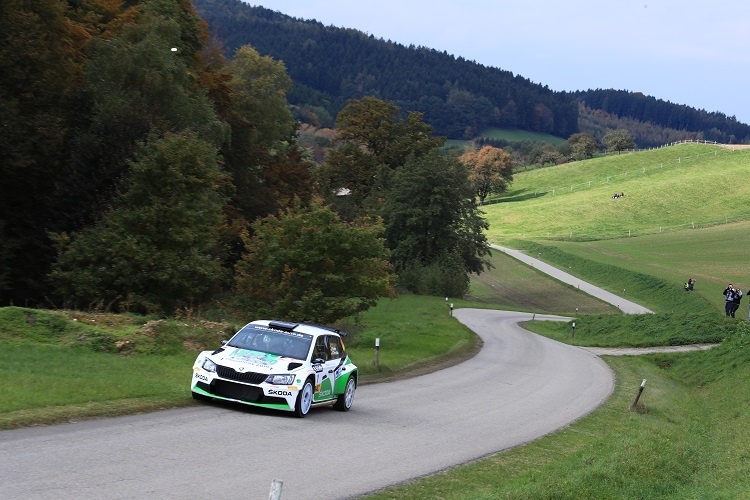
[{"left": 191, "top": 320, "right": 357, "bottom": 417}]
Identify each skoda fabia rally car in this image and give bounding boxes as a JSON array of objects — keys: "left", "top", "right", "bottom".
[{"left": 191, "top": 320, "right": 357, "bottom": 417}]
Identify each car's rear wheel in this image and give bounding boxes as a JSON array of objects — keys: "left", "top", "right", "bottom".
[
  {"left": 294, "top": 378, "right": 314, "bottom": 418},
  {"left": 333, "top": 376, "right": 356, "bottom": 411}
]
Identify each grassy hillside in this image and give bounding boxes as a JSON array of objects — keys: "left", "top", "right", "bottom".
[
  {"left": 483, "top": 144, "right": 750, "bottom": 241},
  {"left": 515, "top": 222, "right": 750, "bottom": 316},
  {"left": 478, "top": 143, "right": 750, "bottom": 316},
  {"left": 466, "top": 249, "right": 617, "bottom": 315}
]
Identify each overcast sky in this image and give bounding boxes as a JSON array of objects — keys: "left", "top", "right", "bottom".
[{"left": 244, "top": 1, "right": 750, "bottom": 125}]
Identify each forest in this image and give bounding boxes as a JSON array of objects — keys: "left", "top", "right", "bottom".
[
  {"left": 0, "top": 0, "right": 494, "bottom": 320},
  {"left": 192, "top": 0, "right": 750, "bottom": 145}
]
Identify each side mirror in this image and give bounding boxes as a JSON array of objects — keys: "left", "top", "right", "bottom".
[
  {"left": 313, "top": 357, "right": 325, "bottom": 364},
  {"left": 220, "top": 339, "right": 228, "bottom": 345}
]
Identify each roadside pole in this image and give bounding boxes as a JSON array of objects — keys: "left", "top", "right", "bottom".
[
  {"left": 374, "top": 337, "right": 380, "bottom": 370},
  {"left": 269, "top": 479, "right": 283, "bottom": 500},
  {"left": 629, "top": 379, "right": 647, "bottom": 410}
]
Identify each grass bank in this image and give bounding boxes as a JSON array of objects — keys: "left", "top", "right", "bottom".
[
  {"left": 0, "top": 297, "right": 481, "bottom": 429},
  {"left": 0, "top": 249, "right": 617, "bottom": 430},
  {"left": 365, "top": 327, "right": 750, "bottom": 498},
  {"left": 517, "top": 221, "right": 750, "bottom": 316}
]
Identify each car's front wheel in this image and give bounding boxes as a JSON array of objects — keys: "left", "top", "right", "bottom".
[
  {"left": 333, "top": 376, "right": 356, "bottom": 412},
  {"left": 294, "top": 378, "right": 314, "bottom": 418}
]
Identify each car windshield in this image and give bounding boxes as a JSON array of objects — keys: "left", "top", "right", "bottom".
[{"left": 227, "top": 325, "right": 313, "bottom": 360}]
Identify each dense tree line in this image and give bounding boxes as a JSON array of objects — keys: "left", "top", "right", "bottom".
[
  {"left": 193, "top": 0, "right": 749, "bottom": 145},
  {"left": 578, "top": 105, "right": 707, "bottom": 148},
  {"left": 0, "top": 0, "right": 334, "bottom": 316},
  {"left": 1, "top": 0, "right": 493, "bottom": 320},
  {"left": 191, "top": 0, "right": 579, "bottom": 139},
  {"left": 574, "top": 89, "right": 750, "bottom": 144}
]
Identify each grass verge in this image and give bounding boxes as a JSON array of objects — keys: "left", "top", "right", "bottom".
[
  {"left": 364, "top": 327, "right": 750, "bottom": 498},
  {"left": 0, "top": 297, "right": 482, "bottom": 429}
]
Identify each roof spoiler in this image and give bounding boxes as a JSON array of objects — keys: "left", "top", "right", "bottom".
[
  {"left": 268, "top": 320, "right": 348, "bottom": 337},
  {"left": 268, "top": 320, "right": 299, "bottom": 332}
]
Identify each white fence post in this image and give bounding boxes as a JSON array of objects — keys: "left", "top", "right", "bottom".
[{"left": 269, "top": 479, "right": 283, "bottom": 500}]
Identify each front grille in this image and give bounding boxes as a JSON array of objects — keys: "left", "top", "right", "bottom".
[
  {"left": 212, "top": 379, "right": 264, "bottom": 402},
  {"left": 216, "top": 365, "right": 267, "bottom": 384}
]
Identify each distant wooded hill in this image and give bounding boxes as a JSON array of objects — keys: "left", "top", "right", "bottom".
[{"left": 193, "top": 0, "right": 750, "bottom": 145}]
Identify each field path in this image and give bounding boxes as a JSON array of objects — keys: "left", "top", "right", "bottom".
[{"left": 491, "top": 244, "right": 653, "bottom": 314}]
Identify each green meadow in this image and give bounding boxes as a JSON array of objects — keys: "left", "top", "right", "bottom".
[
  {"left": 480, "top": 127, "right": 567, "bottom": 145},
  {"left": 484, "top": 144, "right": 750, "bottom": 240}
]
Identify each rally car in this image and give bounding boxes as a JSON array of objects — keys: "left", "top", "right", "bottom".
[{"left": 191, "top": 320, "right": 357, "bottom": 417}]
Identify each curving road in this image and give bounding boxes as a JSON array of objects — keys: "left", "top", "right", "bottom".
[
  {"left": 1, "top": 246, "right": 655, "bottom": 499},
  {"left": 0, "top": 309, "right": 614, "bottom": 500}
]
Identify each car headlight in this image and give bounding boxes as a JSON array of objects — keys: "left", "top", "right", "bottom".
[
  {"left": 202, "top": 358, "right": 217, "bottom": 373},
  {"left": 265, "top": 374, "right": 295, "bottom": 385}
]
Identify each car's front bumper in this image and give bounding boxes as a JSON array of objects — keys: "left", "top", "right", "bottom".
[{"left": 192, "top": 369, "right": 297, "bottom": 411}]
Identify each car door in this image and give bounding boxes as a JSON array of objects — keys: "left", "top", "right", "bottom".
[
  {"left": 312, "top": 335, "right": 340, "bottom": 402},
  {"left": 326, "top": 335, "right": 346, "bottom": 386}
]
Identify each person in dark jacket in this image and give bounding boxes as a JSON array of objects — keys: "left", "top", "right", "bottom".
[
  {"left": 731, "top": 287, "right": 743, "bottom": 318},
  {"left": 723, "top": 284, "right": 735, "bottom": 316}
]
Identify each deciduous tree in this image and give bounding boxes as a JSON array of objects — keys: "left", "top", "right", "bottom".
[
  {"left": 222, "top": 45, "right": 313, "bottom": 220},
  {"left": 562, "top": 132, "right": 599, "bottom": 160},
  {"left": 233, "top": 198, "right": 395, "bottom": 323},
  {"left": 458, "top": 146, "right": 513, "bottom": 205},
  {"left": 381, "top": 149, "right": 490, "bottom": 277},
  {"left": 602, "top": 128, "right": 636, "bottom": 154},
  {"left": 317, "top": 97, "right": 444, "bottom": 218},
  {"left": 0, "top": 0, "right": 82, "bottom": 303}
]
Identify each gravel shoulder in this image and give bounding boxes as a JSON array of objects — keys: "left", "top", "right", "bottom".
[{"left": 583, "top": 343, "right": 719, "bottom": 356}]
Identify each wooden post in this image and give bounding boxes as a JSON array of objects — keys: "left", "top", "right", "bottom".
[{"left": 629, "top": 379, "right": 647, "bottom": 410}]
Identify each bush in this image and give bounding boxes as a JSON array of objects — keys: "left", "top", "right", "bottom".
[{"left": 397, "top": 253, "right": 470, "bottom": 298}]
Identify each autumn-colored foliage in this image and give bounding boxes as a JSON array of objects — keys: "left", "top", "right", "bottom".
[{"left": 459, "top": 146, "right": 514, "bottom": 205}]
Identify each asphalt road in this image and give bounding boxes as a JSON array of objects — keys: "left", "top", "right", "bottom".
[{"left": 0, "top": 309, "right": 614, "bottom": 500}]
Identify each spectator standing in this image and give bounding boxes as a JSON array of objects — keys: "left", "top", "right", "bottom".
[
  {"left": 723, "top": 284, "right": 735, "bottom": 316},
  {"left": 731, "top": 288, "right": 743, "bottom": 318}
]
